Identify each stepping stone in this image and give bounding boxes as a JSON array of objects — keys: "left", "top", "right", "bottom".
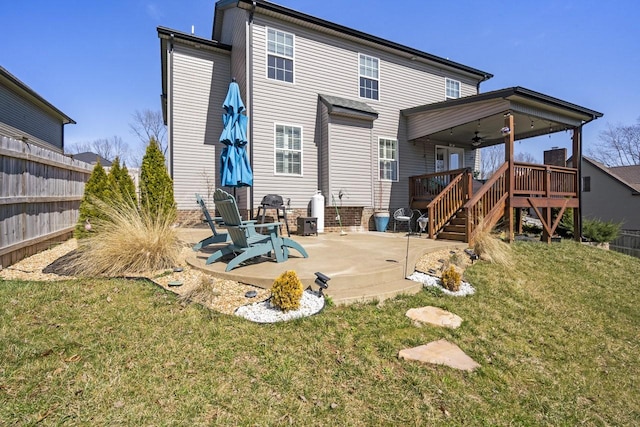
[
  {"left": 406, "top": 306, "right": 462, "bottom": 329},
  {"left": 398, "top": 339, "right": 480, "bottom": 371}
]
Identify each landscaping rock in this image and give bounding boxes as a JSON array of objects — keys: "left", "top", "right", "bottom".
[
  {"left": 398, "top": 339, "right": 480, "bottom": 371},
  {"left": 406, "top": 306, "right": 462, "bottom": 329}
]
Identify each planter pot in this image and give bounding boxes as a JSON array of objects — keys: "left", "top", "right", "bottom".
[{"left": 374, "top": 211, "right": 390, "bottom": 232}]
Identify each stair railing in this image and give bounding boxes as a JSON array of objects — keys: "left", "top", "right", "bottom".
[
  {"left": 463, "top": 161, "right": 509, "bottom": 244},
  {"left": 426, "top": 168, "right": 473, "bottom": 238}
]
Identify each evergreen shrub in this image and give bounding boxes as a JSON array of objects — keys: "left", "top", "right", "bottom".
[{"left": 271, "top": 270, "right": 304, "bottom": 312}]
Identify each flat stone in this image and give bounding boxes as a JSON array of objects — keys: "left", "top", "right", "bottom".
[
  {"left": 398, "top": 339, "right": 480, "bottom": 371},
  {"left": 406, "top": 306, "right": 462, "bottom": 329}
]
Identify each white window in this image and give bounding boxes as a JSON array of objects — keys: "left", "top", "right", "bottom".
[
  {"left": 359, "top": 54, "right": 379, "bottom": 100},
  {"left": 379, "top": 138, "right": 398, "bottom": 181},
  {"left": 445, "top": 78, "right": 461, "bottom": 99},
  {"left": 275, "top": 124, "right": 302, "bottom": 175},
  {"left": 267, "top": 28, "right": 294, "bottom": 83}
]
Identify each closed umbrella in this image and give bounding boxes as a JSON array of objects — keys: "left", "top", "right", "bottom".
[{"left": 220, "top": 80, "right": 253, "bottom": 188}]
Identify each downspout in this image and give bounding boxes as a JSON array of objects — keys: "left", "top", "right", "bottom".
[
  {"left": 168, "top": 34, "right": 175, "bottom": 177},
  {"left": 247, "top": 1, "right": 256, "bottom": 218},
  {"left": 577, "top": 124, "right": 584, "bottom": 241}
]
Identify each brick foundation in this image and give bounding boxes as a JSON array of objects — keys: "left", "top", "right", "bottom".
[{"left": 178, "top": 206, "right": 383, "bottom": 233}]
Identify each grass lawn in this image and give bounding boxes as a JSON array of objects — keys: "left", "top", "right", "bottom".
[{"left": 1, "top": 241, "right": 639, "bottom": 425}]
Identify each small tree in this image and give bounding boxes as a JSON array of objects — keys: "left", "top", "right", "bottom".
[
  {"left": 107, "top": 157, "right": 137, "bottom": 206},
  {"left": 75, "top": 161, "right": 110, "bottom": 238},
  {"left": 140, "top": 138, "right": 176, "bottom": 220}
]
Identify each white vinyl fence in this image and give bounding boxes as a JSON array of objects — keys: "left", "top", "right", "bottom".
[{"left": 0, "top": 136, "right": 93, "bottom": 268}]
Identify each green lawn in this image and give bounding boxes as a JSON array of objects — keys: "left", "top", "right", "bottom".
[{"left": 1, "top": 241, "right": 639, "bottom": 425}]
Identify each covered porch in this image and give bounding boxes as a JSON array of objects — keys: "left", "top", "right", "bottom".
[{"left": 402, "top": 87, "right": 602, "bottom": 243}]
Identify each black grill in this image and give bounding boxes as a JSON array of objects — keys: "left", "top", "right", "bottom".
[
  {"left": 260, "top": 194, "right": 284, "bottom": 208},
  {"left": 256, "top": 194, "right": 290, "bottom": 236}
]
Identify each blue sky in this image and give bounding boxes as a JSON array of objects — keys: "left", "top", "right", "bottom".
[{"left": 3, "top": 0, "right": 639, "bottom": 162}]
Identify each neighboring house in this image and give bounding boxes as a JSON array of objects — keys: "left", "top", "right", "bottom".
[
  {"left": 581, "top": 157, "right": 640, "bottom": 231},
  {"left": 158, "top": 0, "right": 601, "bottom": 241},
  {"left": 0, "top": 66, "right": 75, "bottom": 152},
  {"left": 71, "top": 151, "right": 113, "bottom": 166}
]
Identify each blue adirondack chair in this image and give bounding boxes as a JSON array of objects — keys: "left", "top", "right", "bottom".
[
  {"left": 192, "top": 194, "right": 230, "bottom": 251},
  {"left": 205, "top": 188, "right": 308, "bottom": 271}
]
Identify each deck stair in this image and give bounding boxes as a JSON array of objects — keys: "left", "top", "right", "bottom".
[{"left": 437, "top": 209, "right": 467, "bottom": 241}]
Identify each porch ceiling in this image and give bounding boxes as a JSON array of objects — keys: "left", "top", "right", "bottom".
[{"left": 402, "top": 87, "right": 602, "bottom": 149}]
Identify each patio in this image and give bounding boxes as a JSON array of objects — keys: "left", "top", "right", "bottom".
[{"left": 179, "top": 228, "right": 466, "bottom": 305}]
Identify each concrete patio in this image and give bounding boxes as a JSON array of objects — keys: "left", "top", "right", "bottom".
[{"left": 179, "top": 228, "right": 466, "bottom": 305}]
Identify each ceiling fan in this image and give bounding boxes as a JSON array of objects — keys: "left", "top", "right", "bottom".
[{"left": 471, "top": 131, "right": 484, "bottom": 147}]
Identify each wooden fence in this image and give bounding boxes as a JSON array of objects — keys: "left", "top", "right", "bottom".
[
  {"left": 610, "top": 231, "right": 640, "bottom": 259},
  {"left": 0, "top": 136, "right": 93, "bottom": 268}
]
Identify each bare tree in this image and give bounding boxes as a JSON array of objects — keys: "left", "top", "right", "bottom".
[
  {"left": 588, "top": 118, "right": 640, "bottom": 166},
  {"left": 129, "top": 109, "right": 167, "bottom": 155},
  {"left": 66, "top": 136, "right": 130, "bottom": 163},
  {"left": 514, "top": 151, "right": 537, "bottom": 164},
  {"left": 479, "top": 145, "right": 504, "bottom": 179}
]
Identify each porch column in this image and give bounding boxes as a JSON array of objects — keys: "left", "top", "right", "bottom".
[
  {"left": 504, "top": 112, "right": 515, "bottom": 242},
  {"left": 573, "top": 125, "right": 582, "bottom": 242}
]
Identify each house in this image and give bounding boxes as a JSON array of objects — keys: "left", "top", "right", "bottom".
[
  {"left": 157, "top": 0, "right": 602, "bottom": 242},
  {"left": 0, "top": 66, "right": 75, "bottom": 152},
  {"left": 581, "top": 157, "right": 640, "bottom": 231}
]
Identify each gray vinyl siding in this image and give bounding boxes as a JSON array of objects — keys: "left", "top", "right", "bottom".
[
  {"left": 0, "top": 84, "right": 63, "bottom": 150},
  {"left": 218, "top": 8, "right": 248, "bottom": 91},
  {"left": 168, "top": 42, "right": 231, "bottom": 210},
  {"left": 247, "top": 14, "right": 480, "bottom": 210},
  {"left": 582, "top": 161, "right": 640, "bottom": 230},
  {"left": 326, "top": 116, "right": 373, "bottom": 206}
]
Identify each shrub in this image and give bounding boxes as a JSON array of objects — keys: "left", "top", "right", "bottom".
[
  {"left": 69, "top": 198, "right": 182, "bottom": 277},
  {"left": 107, "top": 157, "right": 137, "bottom": 206},
  {"left": 270, "top": 270, "right": 304, "bottom": 312},
  {"left": 140, "top": 138, "right": 176, "bottom": 220},
  {"left": 557, "top": 208, "right": 573, "bottom": 237},
  {"left": 75, "top": 161, "right": 110, "bottom": 239},
  {"left": 441, "top": 265, "right": 461, "bottom": 292},
  {"left": 583, "top": 219, "right": 621, "bottom": 243}
]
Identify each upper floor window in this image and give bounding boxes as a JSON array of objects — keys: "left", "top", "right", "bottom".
[
  {"left": 267, "top": 28, "right": 294, "bottom": 83},
  {"left": 582, "top": 176, "right": 591, "bottom": 192},
  {"left": 359, "top": 54, "right": 379, "bottom": 100},
  {"left": 379, "top": 138, "right": 398, "bottom": 181},
  {"left": 275, "top": 124, "right": 302, "bottom": 175},
  {"left": 445, "top": 78, "right": 461, "bottom": 99}
]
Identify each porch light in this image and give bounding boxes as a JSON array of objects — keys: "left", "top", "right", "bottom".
[{"left": 500, "top": 127, "right": 511, "bottom": 136}]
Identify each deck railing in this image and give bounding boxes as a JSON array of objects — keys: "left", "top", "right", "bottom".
[
  {"left": 463, "top": 162, "right": 509, "bottom": 243},
  {"left": 513, "top": 162, "right": 578, "bottom": 197},
  {"left": 409, "top": 168, "right": 470, "bottom": 208},
  {"left": 426, "top": 169, "right": 473, "bottom": 238}
]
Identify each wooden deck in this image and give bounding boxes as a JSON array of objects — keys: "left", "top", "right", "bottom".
[{"left": 409, "top": 161, "right": 580, "bottom": 244}]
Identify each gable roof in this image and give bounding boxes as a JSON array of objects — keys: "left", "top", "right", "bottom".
[
  {"left": 583, "top": 156, "right": 640, "bottom": 195},
  {"left": 0, "top": 66, "right": 75, "bottom": 125},
  {"left": 71, "top": 152, "right": 112, "bottom": 166},
  {"left": 213, "top": 0, "right": 493, "bottom": 82}
]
